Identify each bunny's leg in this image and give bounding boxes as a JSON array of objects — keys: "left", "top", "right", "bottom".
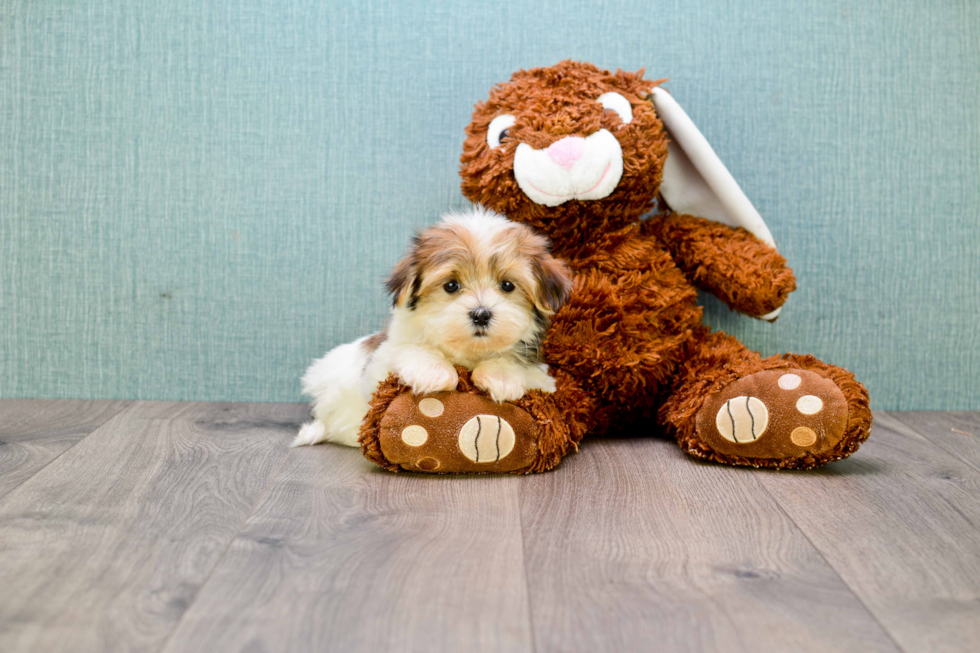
[
  {"left": 659, "top": 327, "right": 872, "bottom": 469},
  {"left": 359, "top": 368, "right": 596, "bottom": 474}
]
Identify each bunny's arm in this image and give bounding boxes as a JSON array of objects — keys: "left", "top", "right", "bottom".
[{"left": 642, "top": 212, "right": 796, "bottom": 319}]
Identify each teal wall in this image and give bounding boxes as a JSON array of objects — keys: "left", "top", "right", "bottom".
[{"left": 1, "top": 1, "right": 978, "bottom": 409}]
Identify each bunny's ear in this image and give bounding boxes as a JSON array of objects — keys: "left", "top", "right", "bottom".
[{"left": 650, "top": 87, "right": 777, "bottom": 249}]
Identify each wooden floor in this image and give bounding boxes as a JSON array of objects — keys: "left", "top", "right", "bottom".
[{"left": 0, "top": 401, "right": 978, "bottom": 653}]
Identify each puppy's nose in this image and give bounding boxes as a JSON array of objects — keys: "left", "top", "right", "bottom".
[
  {"left": 547, "top": 136, "right": 586, "bottom": 171},
  {"left": 469, "top": 307, "right": 492, "bottom": 327}
]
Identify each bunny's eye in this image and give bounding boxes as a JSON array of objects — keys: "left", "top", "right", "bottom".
[
  {"left": 597, "top": 92, "right": 633, "bottom": 125},
  {"left": 487, "top": 115, "right": 516, "bottom": 149}
]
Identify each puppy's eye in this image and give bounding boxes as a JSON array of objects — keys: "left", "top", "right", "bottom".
[
  {"left": 443, "top": 280, "right": 460, "bottom": 294},
  {"left": 487, "top": 114, "right": 516, "bottom": 149},
  {"left": 597, "top": 92, "right": 633, "bottom": 125},
  {"left": 499, "top": 280, "right": 515, "bottom": 293}
]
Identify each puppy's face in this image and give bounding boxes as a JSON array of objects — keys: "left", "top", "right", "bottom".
[{"left": 387, "top": 208, "right": 572, "bottom": 361}]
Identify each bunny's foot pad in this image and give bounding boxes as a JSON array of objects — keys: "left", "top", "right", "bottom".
[
  {"left": 696, "top": 369, "right": 849, "bottom": 462},
  {"left": 376, "top": 391, "right": 540, "bottom": 473}
]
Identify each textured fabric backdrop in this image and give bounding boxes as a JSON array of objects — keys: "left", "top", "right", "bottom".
[{"left": 1, "top": 1, "right": 978, "bottom": 409}]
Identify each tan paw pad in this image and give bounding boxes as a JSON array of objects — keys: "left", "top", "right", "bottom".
[
  {"left": 796, "top": 395, "right": 824, "bottom": 415},
  {"left": 458, "top": 415, "right": 516, "bottom": 463},
  {"left": 790, "top": 427, "right": 818, "bottom": 447},
  {"left": 416, "top": 457, "right": 441, "bottom": 471},
  {"left": 400, "top": 425, "right": 428, "bottom": 447},
  {"left": 715, "top": 396, "right": 769, "bottom": 443},
  {"left": 418, "top": 397, "right": 444, "bottom": 417},
  {"left": 778, "top": 373, "right": 802, "bottom": 390}
]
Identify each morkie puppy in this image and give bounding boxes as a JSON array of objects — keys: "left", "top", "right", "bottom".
[{"left": 293, "top": 205, "right": 573, "bottom": 448}]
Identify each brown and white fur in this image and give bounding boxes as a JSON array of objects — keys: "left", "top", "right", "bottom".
[{"left": 293, "top": 205, "right": 573, "bottom": 447}]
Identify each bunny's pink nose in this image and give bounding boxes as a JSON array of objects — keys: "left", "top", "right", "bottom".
[{"left": 547, "top": 136, "right": 586, "bottom": 171}]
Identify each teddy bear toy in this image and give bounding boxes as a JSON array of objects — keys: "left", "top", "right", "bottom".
[{"left": 358, "top": 60, "right": 871, "bottom": 473}]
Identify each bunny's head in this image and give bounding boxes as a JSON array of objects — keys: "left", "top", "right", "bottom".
[{"left": 460, "top": 60, "right": 776, "bottom": 252}]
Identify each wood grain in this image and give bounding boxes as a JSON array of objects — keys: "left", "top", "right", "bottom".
[
  {"left": 517, "top": 436, "right": 899, "bottom": 653},
  {"left": 2, "top": 403, "right": 979, "bottom": 653},
  {"left": 0, "top": 401, "right": 305, "bottom": 653},
  {"left": 883, "top": 411, "right": 980, "bottom": 472},
  {"left": 161, "top": 445, "right": 533, "bottom": 653},
  {"left": 0, "top": 399, "right": 131, "bottom": 499},
  {"left": 757, "top": 413, "right": 980, "bottom": 653}
]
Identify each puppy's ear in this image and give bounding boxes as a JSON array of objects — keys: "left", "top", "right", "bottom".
[
  {"left": 385, "top": 246, "right": 421, "bottom": 310},
  {"left": 531, "top": 255, "right": 573, "bottom": 314}
]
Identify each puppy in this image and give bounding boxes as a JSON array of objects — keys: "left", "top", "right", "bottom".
[{"left": 293, "top": 205, "right": 573, "bottom": 448}]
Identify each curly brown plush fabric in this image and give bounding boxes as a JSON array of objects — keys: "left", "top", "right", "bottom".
[
  {"left": 461, "top": 65, "right": 668, "bottom": 256},
  {"left": 642, "top": 213, "right": 797, "bottom": 317},
  {"left": 360, "top": 60, "right": 871, "bottom": 472}
]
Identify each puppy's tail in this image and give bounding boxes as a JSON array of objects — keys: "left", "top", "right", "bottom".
[{"left": 292, "top": 420, "right": 327, "bottom": 447}]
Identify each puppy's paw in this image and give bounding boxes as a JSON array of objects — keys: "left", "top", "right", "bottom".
[
  {"left": 472, "top": 361, "right": 533, "bottom": 403},
  {"left": 523, "top": 364, "right": 557, "bottom": 394},
  {"left": 399, "top": 359, "right": 459, "bottom": 396}
]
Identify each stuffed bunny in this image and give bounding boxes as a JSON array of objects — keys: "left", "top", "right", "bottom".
[{"left": 359, "top": 61, "right": 871, "bottom": 473}]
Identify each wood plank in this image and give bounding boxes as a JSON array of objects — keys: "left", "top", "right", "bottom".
[
  {"left": 756, "top": 412, "right": 980, "bottom": 653},
  {"left": 884, "top": 411, "right": 980, "bottom": 472},
  {"left": 0, "top": 399, "right": 131, "bottom": 499},
  {"left": 518, "top": 436, "right": 899, "bottom": 653},
  {"left": 162, "top": 446, "right": 533, "bottom": 653},
  {"left": 0, "top": 400, "right": 305, "bottom": 653}
]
